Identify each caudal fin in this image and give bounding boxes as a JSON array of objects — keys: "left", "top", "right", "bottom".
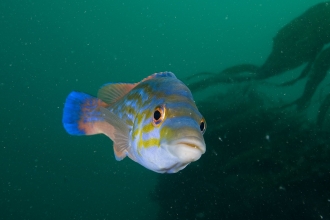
[{"left": 62, "top": 91, "right": 108, "bottom": 135}]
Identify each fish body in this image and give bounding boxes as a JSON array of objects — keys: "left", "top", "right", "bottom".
[{"left": 62, "top": 72, "right": 206, "bottom": 173}]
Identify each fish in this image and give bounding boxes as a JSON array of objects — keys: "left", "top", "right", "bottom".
[{"left": 62, "top": 72, "right": 206, "bottom": 173}]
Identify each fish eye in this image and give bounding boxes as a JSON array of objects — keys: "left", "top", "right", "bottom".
[
  {"left": 153, "top": 105, "right": 165, "bottom": 126},
  {"left": 200, "top": 118, "right": 206, "bottom": 134},
  {"left": 154, "top": 110, "right": 161, "bottom": 121}
]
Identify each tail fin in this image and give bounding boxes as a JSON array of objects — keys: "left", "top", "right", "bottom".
[{"left": 62, "top": 91, "right": 108, "bottom": 135}]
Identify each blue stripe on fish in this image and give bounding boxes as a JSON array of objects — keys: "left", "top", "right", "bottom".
[
  {"left": 62, "top": 91, "right": 93, "bottom": 135},
  {"left": 164, "top": 116, "right": 200, "bottom": 129},
  {"left": 166, "top": 102, "right": 198, "bottom": 112}
]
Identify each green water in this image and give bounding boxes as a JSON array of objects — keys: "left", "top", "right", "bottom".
[{"left": 1, "top": 1, "right": 329, "bottom": 220}]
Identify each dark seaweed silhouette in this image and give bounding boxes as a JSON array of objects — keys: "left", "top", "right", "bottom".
[
  {"left": 317, "top": 92, "right": 330, "bottom": 128},
  {"left": 285, "top": 46, "right": 330, "bottom": 109},
  {"left": 187, "top": 2, "right": 330, "bottom": 111},
  {"left": 257, "top": 1, "right": 330, "bottom": 82}
]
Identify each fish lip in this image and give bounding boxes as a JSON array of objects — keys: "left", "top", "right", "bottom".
[{"left": 170, "top": 136, "right": 206, "bottom": 154}]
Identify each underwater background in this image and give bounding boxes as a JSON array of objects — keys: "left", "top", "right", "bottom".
[{"left": 1, "top": 0, "right": 330, "bottom": 219}]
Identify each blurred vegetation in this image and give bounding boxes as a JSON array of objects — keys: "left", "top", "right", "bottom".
[{"left": 151, "top": 84, "right": 330, "bottom": 220}]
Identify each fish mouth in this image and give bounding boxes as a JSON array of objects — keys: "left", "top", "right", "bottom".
[
  {"left": 185, "top": 143, "right": 199, "bottom": 148},
  {"left": 169, "top": 136, "right": 206, "bottom": 155},
  {"left": 157, "top": 136, "right": 206, "bottom": 173},
  {"left": 174, "top": 136, "right": 206, "bottom": 153}
]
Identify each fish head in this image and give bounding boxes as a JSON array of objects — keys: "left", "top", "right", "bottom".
[{"left": 131, "top": 77, "right": 206, "bottom": 173}]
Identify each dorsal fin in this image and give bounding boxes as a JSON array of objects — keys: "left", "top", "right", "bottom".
[
  {"left": 97, "top": 72, "right": 176, "bottom": 104},
  {"left": 141, "top": 71, "right": 177, "bottom": 82},
  {"left": 97, "top": 83, "right": 136, "bottom": 104}
]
